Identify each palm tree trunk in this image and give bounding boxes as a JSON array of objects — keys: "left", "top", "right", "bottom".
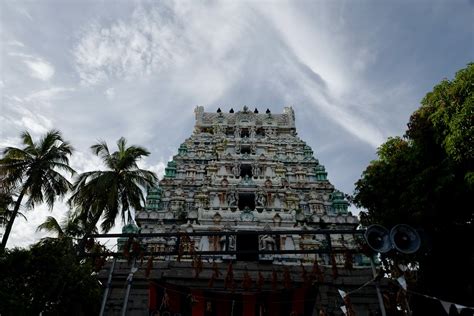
[{"left": 0, "top": 188, "right": 26, "bottom": 253}]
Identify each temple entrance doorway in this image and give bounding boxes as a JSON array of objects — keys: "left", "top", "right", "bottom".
[{"left": 236, "top": 232, "right": 258, "bottom": 261}]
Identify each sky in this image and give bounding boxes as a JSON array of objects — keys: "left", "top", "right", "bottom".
[{"left": 1, "top": 0, "right": 473, "bottom": 248}]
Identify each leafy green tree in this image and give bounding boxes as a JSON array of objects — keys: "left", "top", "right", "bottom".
[
  {"left": 69, "top": 137, "right": 157, "bottom": 237},
  {"left": 0, "top": 238, "right": 101, "bottom": 315},
  {"left": 353, "top": 64, "right": 474, "bottom": 307},
  {"left": 0, "top": 130, "right": 75, "bottom": 253},
  {"left": 37, "top": 212, "right": 92, "bottom": 240}
]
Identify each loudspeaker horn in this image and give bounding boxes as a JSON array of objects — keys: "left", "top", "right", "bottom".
[
  {"left": 365, "top": 225, "right": 392, "bottom": 253},
  {"left": 390, "top": 224, "right": 421, "bottom": 254}
]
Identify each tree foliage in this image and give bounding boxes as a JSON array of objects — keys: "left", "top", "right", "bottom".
[
  {"left": 0, "top": 238, "right": 101, "bottom": 315},
  {"left": 0, "top": 130, "right": 75, "bottom": 252},
  {"left": 69, "top": 137, "right": 157, "bottom": 233},
  {"left": 36, "top": 212, "right": 91, "bottom": 240},
  {"left": 353, "top": 64, "right": 474, "bottom": 305}
]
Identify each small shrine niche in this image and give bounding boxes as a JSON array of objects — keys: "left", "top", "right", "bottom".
[
  {"left": 240, "top": 128, "right": 250, "bottom": 138},
  {"left": 238, "top": 193, "right": 255, "bottom": 210},
  {"left": 240, "top": 144, "right": 251, "bottom": 154},
  {"left": 240, "top": 164, "right": 252, "bottom": 178}
]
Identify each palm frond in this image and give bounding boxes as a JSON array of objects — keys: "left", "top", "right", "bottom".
[{"left": 37, "top": 216, "right": 64, "bottom": 237}]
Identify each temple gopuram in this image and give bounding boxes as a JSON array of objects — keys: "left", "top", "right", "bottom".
[
  {"left": 136, "top": 106, "right": 358, "bottom": 262},
  {"left": 102, "top": 107, "right": 383, "bottom": 316}
]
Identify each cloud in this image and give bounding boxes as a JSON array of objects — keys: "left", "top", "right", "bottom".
[
  {"left": 73, "top": 5, "right": 187, "bottom": 85},
  {"left": 105, "top": 88, "right": 115, "bottom": 100},
  {"left": 24, "top": 87, "right": 75, "bottom": 103},
  {"left": 24, "top": 59, "right": 55, "bottom": 81},
  {"left": 0, "top": 86, "right": 74, "bottom": 140},
  {"left": 73, "top": 2, "right": 250, "bottom": 87},
  {"left": 7, "top": 40, "right": 25, "bottom": 47}
]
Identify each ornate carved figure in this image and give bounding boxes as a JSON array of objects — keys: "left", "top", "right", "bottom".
[
  {"left": 234, "top": 127, "right": 241, "bottom": 139},
  {"left": 227, "top": 190, "right": 238, "bottom": 207},
  {"left": 232, "top": 162, "right": 240, "bottom": 177},
  {"left": 256, "top": 189, "right": 267, "bottom": 207}
]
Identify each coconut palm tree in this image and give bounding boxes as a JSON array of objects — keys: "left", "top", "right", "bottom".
[
  {"left": 0, "top": 130, "right": 75, "bottom": 252},
  {"left": 69, "top": 137, "right": 157, "bottom": 238},
  {"left": 36, "top": 213, "right": 84, "bottom": 239},
  {"left": 0, "top": 183, "right": 27, "bottom": 227}
]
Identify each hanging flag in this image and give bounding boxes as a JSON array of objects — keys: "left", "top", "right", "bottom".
[
  {"left": 272, "top": 269, "right": 278, "bottom": 290},
  {"left": 340, "top": 305, "right": 347, "bottom": 315},
  {"left": 292, "top": 287, "right": 306, "bottom": 315},
  {"left": 257, "top": 271, "right": 265, "bottom": 291},
  {"left": 224, "top": 262, "right": 234, "bottom": 290},
  {"left": 343, "top": 296, "right": 356, "bottom": 316},
  {"left": 331, "top": 254, "right": 338, "bottom": 279},
  {"left": 152, "top": 282, "right": 192, "bottom": 315},
  {"left": 149, "top": 281, "right": 157, "bottom": 311},
  {"left": 242, "top": 293, "right": 256, "bottom": 316},
  {"left": 192, "top": 256, "right": 203, "bottom": 278},
  {"left": 241, "top": 267, "right": 253, "bottom": 290},
  {"left": 338, "top": 289, "right": 347, "bottom": 299},
  {"left": 344, "top": 251, "right": 353, "bottom": 270},
  {"left": 212, "top": 262, "right": 221, "bottom": 277},
  {"left": 440, "top": 300, "right": 452, "bottom": 315},
  {"left": 191, "top": 289, "right": 205, "bottom": 316},
  {"left": 397, "top": 275, "right": 407, "bottom": 291},
  {"left": 311, "top": 258, "right": 324, "bottom": 283},
  {"left": 455, "top": 304, "right": 465, "bottom": 313},
  {"left": 208, "top": 273, "right": 216, "bottom": 288},
  {"left": 145, "top": 256, "right": 154, "bottom": 278}
]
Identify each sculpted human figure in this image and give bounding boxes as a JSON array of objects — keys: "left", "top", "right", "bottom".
[
  {"left": 234, "top": 127, "right": 241, "bottom": 139},
  {"left": 256, "top": 190, "right": 267, "bottom": 207},
  {"left": 250, "top": 126, "right": 256, "bottom": 139},
  {"left": 227, "top": 190, "right": 237, "bottom": 207},
  {"left": 259, "top": 234, "right": 275, "bottom": 250},
  {"left": 252, "top": 163, "right": 261, "bottom": 176},
  {"left": 232, "top": 162, "right": 240, "bottom": 177}
]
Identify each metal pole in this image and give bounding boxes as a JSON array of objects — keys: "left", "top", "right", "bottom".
[
  {"left": 370, "top": 256, "right": 387, "bottom": 316},
  {"left": 99, "top": 257, "right": 116, "bottom": 316},
  {"left": 121, "top": 258, "right": 137, "bottom": 316}
]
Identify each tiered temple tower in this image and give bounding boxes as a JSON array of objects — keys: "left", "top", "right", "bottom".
[{"left": 135, "top": 106, "right": 358, "bottom": 263}]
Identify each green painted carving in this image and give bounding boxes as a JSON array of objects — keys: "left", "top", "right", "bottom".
[
  {"left": 315, "top": 165, "right": 328, "bottom": 181},
  {"left": 122, "top": 223, "right": 140, "bottom": 234},
  {"left": 146, "top": 186, "right": 162, "bottom": 211},
  {"left": 331, "top": 190, "right": 349, "bottom": 214},
  {"left": 117, "top": 222, "right": 140, "bottom": 250},
  {"left": 165, "top": 160, "right": 177, "bottom": 178},
  {"left": 178, "top": 143, "right": 188, "bottom": 155}
]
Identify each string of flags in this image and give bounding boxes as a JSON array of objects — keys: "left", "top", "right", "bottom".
[{"left": 337, "top": 274, "right": 474, "bottom": 315}]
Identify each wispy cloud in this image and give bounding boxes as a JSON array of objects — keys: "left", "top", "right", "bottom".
[
  {"left": 104, "top": 87, "right": 115, "bottom": 100},
  {"left": 4, "top": 101, "right": 53, "bottom": 135},
  {"left": 24, "top": 59, "right": 55, "bottom": 81},
  {"left": 74, "top": 4, "right": 188, "bottom": 85},
  {"left": 24, "top": 87, "right": 75, "bottom": 103}
]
